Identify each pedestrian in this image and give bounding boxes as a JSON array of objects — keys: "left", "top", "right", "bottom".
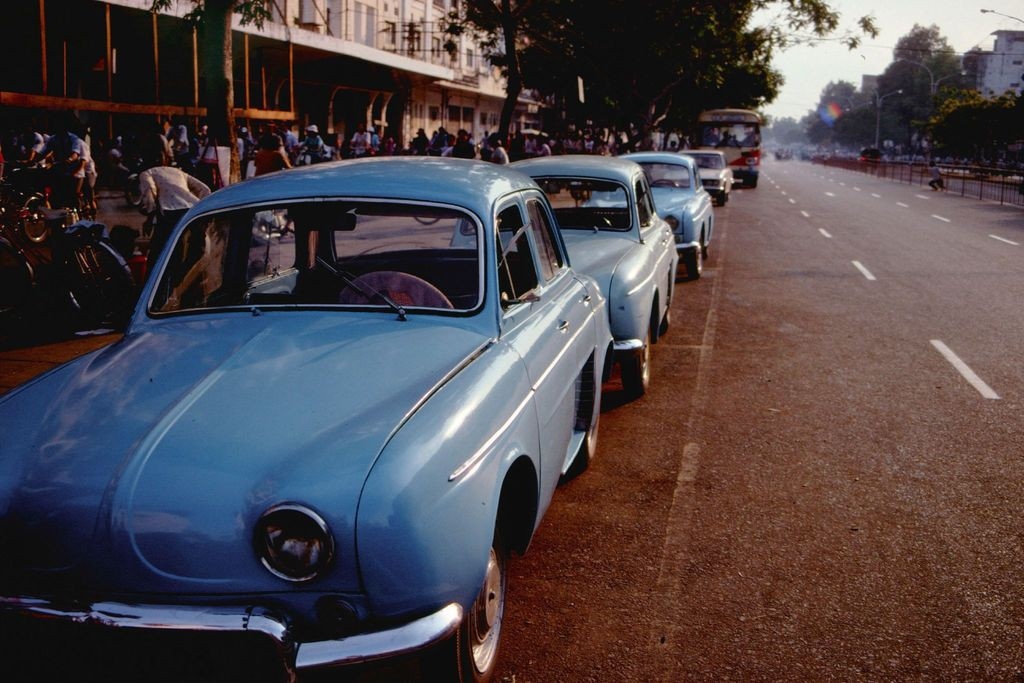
[
  {"left": 350, "top": 122, "right": 372, "bottom": 158},
  {"left": 253, "top": 132, "right": 291, "bottom": 176},
  {"left": 927, "top": 160, "right": 944, "bottom": 191},
  {"left": 411, "top": 128, "right": 429, "bottom": 156},
  {"left": 488, "top": 135, "right": 509, "bottom": 165},
  {"left": 138, "top": 165, "right": 211, "bottom": 277},
  {"left": 452, "top": 129, "right": 476, "bottom": 159}
]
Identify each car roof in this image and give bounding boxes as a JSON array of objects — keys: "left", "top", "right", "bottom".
[
  {"left": 621, "top": 152, "right": 697, "bottom": 169},
  {"left": 680, "top": 150, "right": 725, "bottom": 158},
  {"left": 512, "top": 155, "right": 643, "bottom": 185},
  {"left": 190, "top": 157, "right": 541, "bottom": 219}
]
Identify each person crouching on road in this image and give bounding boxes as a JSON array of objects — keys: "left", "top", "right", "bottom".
[
  {"left": 139, "top": 165, "right": 211, "bottom": 279},
  {"left": 927, "top": 161, "right": 945, "bottom": 191}
]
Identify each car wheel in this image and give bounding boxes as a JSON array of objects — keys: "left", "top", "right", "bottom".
[
  {"left": 715, "top": 193, "right": 725, "bottom": 207},
  {"left": 621, "top": 328, "right": 651, "bottom": 398},
  {"left": 659, "top": 305, "right": 671, "bottom": 338},
  {"left": 682, "top": 247, "right": 702, "bottom": 281},
  {"left": 422, "top": 535, "right": 508, "bottom": 682},
  {"left": 464, "top": 535, "right": 508, "bottom": 682}
]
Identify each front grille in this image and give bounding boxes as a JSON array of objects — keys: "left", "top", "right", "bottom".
[{"left": 1, "top": 613, "right": 293, "bottom": 683}]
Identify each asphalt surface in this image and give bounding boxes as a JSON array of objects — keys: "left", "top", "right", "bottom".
[
  {"left": 496, "top": 161, "right": 1024, "bottom": 681},
  {"left": 2, "top": 162, "right": 1022, "bottom": 680}
]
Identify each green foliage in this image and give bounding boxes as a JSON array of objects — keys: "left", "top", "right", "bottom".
[
  {"left": 150, "top": 0, "right": 271, "bottom": 28},
  {"left": 929, "top": 90, "right": 1023, "bottom": 158},
  {"left": 448, "top": 0, "right": 877, "bottom": 137}
]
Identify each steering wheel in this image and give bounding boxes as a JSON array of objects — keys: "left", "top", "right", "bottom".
[{"left": 338, "top": 271, "right": 454, "bottom": 309}]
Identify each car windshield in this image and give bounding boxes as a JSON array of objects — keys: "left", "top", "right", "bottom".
[
  {"left": 688, "top": 154, "right": 724, "bottom": 170},
  {"left": 149, "top": 200, "right": 481, "bottom": 314},
  {"left": 638, "top": 162, "right": 692, "bottom": 189},
  {"left": 536, "top": 178, "right": 631, "bottom": 231}
]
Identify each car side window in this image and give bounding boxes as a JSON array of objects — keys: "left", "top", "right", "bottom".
[
  {"left": 496, "top": 203, "right": 539, "bottom": 303},
  {"left": 525, "top": 198, "right": 564, "bottom": 283},
  {"left": 635, "top": 177, "right": 655, "bottom": 228}
]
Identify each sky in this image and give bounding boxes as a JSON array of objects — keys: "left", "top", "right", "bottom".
[{"left": 755, "top": 1, "right": 1024, "bottom": 122}]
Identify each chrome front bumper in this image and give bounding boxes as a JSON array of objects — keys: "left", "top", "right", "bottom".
[{"left": 1, "top": 595, "right": 462, "bottom": 676}]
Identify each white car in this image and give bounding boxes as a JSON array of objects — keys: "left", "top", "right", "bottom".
[{"left": 682, "top": 151, "right": 734, "bottom": 206}]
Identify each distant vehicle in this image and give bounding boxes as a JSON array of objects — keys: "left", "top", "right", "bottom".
[
  {"left": 696, "top": 108, "right": 762, "bottom": 188},
  {"left": 680, "top": 150, "right": 734, "bottom": 206},
  {"left": 624, "top": 152, "right": 715, "bottom": 281},
  {"left": 858, "top": 147, "right": 881, "bottom": 162}
]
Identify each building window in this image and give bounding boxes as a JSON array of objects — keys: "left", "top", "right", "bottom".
[
  {"left": 466, "top": 48, "right": 474, "bottom": 68},
  {"left": 354, "top": 2, "right": 376, "bottom": 47},
  {"left": 383, "top": 21, "right": 397, "bottom": 49},
  {"left": 429, "top": 106, "right": 440, "bottom": 121}
]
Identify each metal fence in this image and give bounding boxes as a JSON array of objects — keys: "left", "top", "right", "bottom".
[{"left": 814, "top": 158, "right": 1024, "bottom": 208}]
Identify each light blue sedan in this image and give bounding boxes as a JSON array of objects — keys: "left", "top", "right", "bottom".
[
  {"left": 0, "top": 158, "right": 611, "bottom": 681},
  {"left": 514, "top": 155, "right": 679, "bottom": 398},
  {"left": 622, "top": 152, "right": 715, "bottom": 281}
]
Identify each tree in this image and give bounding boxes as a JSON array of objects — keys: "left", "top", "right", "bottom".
[
  {"left": 876, "top": 25, "right": 963, "bottom": 151},
  {"left": 445, "top": 0, "right": 532, "bottom": 143},
  {"left": 448, "top": 0, "right": 877, "bottom": 146},
  {"left": 150, "top": 0, "right": 271, "bottom": 183},
  {"left": 929, "top": 90, "right": 1023, "bottom": 161}
]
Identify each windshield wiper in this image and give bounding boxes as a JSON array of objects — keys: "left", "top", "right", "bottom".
[{"left": 316, "top": 256, "right": 407, "bottom": 321}]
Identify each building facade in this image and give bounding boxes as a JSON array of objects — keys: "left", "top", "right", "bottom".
[
  {"left": 1, "top": 0, "right": 539, "bottom": 149},
  {"left": 972, "top": 30, "right": 1024, "bottom": 97}
]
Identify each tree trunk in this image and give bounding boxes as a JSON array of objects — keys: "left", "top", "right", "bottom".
[
  {"left": 201, "top": 0, "right": 240, "bottom": 184},
  {"left": 497, "top": 0, "right": 521, "bottom": 142}
]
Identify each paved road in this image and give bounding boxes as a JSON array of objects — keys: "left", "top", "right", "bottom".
[
  {"left": 496, "top": 160, "right": 1024, "bottom": 681},
  {"left": 2, "top": 161, "right": 1022, "bottom": 680}
]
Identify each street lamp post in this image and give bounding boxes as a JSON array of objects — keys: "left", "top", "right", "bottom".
[
  {"left": 980, "top": 8, "right": 1024, "bottom": 24},
  {"left": 874, "top": 89, "right": 902, "bottom": 150}
]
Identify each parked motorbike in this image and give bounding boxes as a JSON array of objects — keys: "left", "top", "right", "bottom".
[{"left": 0, "top": 181, "right": 136, "bottom": 339}]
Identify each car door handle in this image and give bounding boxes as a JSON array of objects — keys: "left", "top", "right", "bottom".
[
  {"left": 581, "top": 294, "right": 592, "bottom": 305},
  {"left": 557, "top": 320, "right": 570, "bottom": 332}
]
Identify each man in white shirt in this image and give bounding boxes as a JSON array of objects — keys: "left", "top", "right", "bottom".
[{"left": 139, "top": 165, "right": 211, "bottom": 277}]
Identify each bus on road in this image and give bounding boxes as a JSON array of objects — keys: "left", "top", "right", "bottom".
[{"left": 696, "top": 109, "right": 761, "bottom": 188}]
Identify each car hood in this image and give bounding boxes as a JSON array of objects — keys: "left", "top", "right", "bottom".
[
  {"left": 0, "top": 314, "right": 489, "bottom": 589},
  {"left": 561, "top": 230, "right": 633, "bottom": 294}
]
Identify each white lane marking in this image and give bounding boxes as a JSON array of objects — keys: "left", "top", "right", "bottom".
[
  {"left": 990, "top": 234, "right": 1020, "bottom": 246},
  {"left": 932, "top": 215, "right": 951, "bottom": 223},
  {"left": 839, "top": 182, "right": 847, "bottom": 186},
  {"left": 819, "top": 228, "right": 833, "bottom": 238},
  {"left": 871, "top": 193, "right": 882, "bottom": 198},
  {"left": 930, "top": 340, "right": 1001, "bottom": 400},
  {"left": 915, "top": 194, "right": 931, "bottom": 200},
  {"left": 825, "top": 191, "right": 836, "bottom": 197},
  {"left": 852, "top": 261, "right": 876, "bottom": 281},
  {"left": 854, "top": 187, "right": 862, "bottom": 192},
  {"left": 781, "top": 190, "right": 787, "bottom": 195},
  {"left": 788, "top": 198, "right": 796, "bottom": 204},
  {"left": 800, "top": 210, "right": 811, "bottom": 218},
  {"left": 897, "top": 202, "right": 909, "bottom": 208}
]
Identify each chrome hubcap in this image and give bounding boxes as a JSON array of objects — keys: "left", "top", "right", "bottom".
[{"left": 470, "top": 546, "right": 504, "bottom": 672}]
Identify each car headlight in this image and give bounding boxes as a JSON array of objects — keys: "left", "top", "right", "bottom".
[
  {"left": 254, "top": 504, "right": 335, "bottom": 582},
  {"left": 664, "top": 215, "right": 680, "bottom": 231}
]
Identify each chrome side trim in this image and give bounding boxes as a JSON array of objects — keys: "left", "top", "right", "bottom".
[
  {"left": 296, "top": 603, "right": 463, "bottom": 669},
  {"left": 449, "top": 390, "right": 534, "bottom": 481}
]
